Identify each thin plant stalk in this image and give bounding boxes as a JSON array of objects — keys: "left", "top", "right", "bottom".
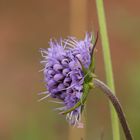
[
  {"left": 96, "top": 0, "right": 120, "bottom": 140},
  {"left": 94, "top": 78, "right": 133, "bottom": 140}
]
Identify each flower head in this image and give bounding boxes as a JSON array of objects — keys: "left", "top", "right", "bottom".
[{"left": 40, "top": 33, "right": 96, "bottom": 127}]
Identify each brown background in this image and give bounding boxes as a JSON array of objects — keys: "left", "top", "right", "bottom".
[{"left": 0, "top": 0, "right": 140, "bottom": 140}]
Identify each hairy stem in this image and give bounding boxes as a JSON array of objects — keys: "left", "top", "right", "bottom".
[{"left": 94, "top": 78, "right": 133, "bottom": 140}]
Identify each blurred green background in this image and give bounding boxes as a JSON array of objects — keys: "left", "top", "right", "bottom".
[{"left": 0, "top": 0, "right": 140, "bottom": 140}]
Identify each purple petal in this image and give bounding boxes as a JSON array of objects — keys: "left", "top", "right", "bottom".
[
  {"left": 60, "top": 91, "right": 67, "bottom": 99},
  {"left": 62, "top": 68, "right": 70, "bottom": 76},
  {"left": 76, "top": 92, "right": 82, "bottom": 98},
  {"left": 48, "top": 79, "right": 57, "bottom": 87},
  {"left": 47, "top": 69, "right": 55, "bottom": 75},
  {"left": 51, "top": 89, "right": 58, "bottom": 94},
  {"left": 57, "top": 83, "right": 65, "bottom": 90},
  {"left": 53, "top": 64, "right": 63, "bottom": 71},
  {"left": 61, "top": 59, "right": 69, "bottom": 66},
  {"left": 76, "top": 54, "right": 82, "bottom": 62},
  {"left": 69, "top": 61, "right": 76, "bottom": 69},
  {"left": 75, "top": 85, "right": 83, "bottom": 91},
  {"left": 54, "top": 74, "right": 64, "bottom": 81},
  {"left": 63, "top": 77, "right": 71, "bottom": 86}
]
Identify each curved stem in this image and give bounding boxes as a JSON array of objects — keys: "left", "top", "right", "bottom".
[{"left": 94, "top": 78, "right": 133, "bottom": 140}]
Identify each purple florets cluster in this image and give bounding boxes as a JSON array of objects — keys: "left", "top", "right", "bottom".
[{"left": 40, "top": 33, "right": 92, "bottom": 127}]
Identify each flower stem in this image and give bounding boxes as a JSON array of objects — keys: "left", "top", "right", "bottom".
[
  {"left": 94, "top": 78, "right": 133, "bottom": 140},
  {"left": 95, "top": 0, "right": 120, "bottom": 139}
]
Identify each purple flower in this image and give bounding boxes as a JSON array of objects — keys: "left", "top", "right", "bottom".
[{"left": 40, "top": 33, "right": 94, "bottom": 127}]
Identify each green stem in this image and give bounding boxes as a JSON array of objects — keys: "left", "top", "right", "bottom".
[{"left": 96, "top": 0, "right": 120, "bottom": 140}]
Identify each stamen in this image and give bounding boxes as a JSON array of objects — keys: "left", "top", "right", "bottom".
[
  {"left": 62, "top": 41, "right": 75, "bottom": 48},
  {"left": 60, "top": 38, "right": 63, "bottom": 47},
  {"left": 38, "top": 93, "right": 51, "bottom": 102},
  {"left": 48, "top": 100, "right": 64, "bottom": 104},
  {"left": 63, "top": 40, "right": 68, "bottom": 49},
  {"left": 57, "top": 83, "right": 76, "bottom": 92},
  {"left": 66, "top": 113, "right": 70, "bottom": 120},
  {"left": 40, "top": 60, "right": 48, "bottom": 64},
  {"left": 67, "top": 37, "right": 78, "bottom": 44},
  {"left": 40, "top": 49, "right": 48, "bottom": 57},
  {"left": 54, "top": 106, "right": 66, "bottom": 111},
  {"left": 38, "top": 91, "right": 49, "bottom": 95},
  {"left": 38, "top": 68, "right": 45, "bottom": 72},
  {"left": 64, "top": 39, "right": 78, "bottom": 46},
  {"left": 69, "top": 111, "right": 73, "bottom": 120},
  {"left": 74, "top": 115, "right": 78, "bottom": 127}
]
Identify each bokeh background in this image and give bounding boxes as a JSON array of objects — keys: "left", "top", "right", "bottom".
[{"left": 0, "top": 0, "right": 140, "bottom": 140}]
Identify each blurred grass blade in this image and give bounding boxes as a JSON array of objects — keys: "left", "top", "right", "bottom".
[{"left": 96, "top": 0, "right": 120, "bottom": 140}]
